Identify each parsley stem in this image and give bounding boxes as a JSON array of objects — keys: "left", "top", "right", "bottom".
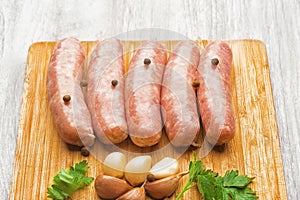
[{"left": 176, "top": 181, "right": 195, "bottom": 200}]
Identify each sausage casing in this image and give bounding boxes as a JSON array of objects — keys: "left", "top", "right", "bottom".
[
  {"left": 197, "top": 41, "right": 235, "bottom": 145},
  {"left": 161, "top": 41, "right": 200, "bottom": 146},
  {"left": 125, "top": 41, "right": 167, "bottom": 147},
  {"left": 87, "top": 38, "right": 128, "bottom": 144},
  {"left": 47, "top": 38, "right": 95, "bottom": 147}
]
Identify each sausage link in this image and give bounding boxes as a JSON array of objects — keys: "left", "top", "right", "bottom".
[
  {"left": 197, "top": 41, "right": 235, "bottom": 145},
  {"left": 161, "top": 41, "right": 200, "bottom": 146},
  {"left": 87, "top": 38, "right": 128, "bottom": 144},
  {"left": 125, "top": 41, "right": 167, "bottom": 147},
  {"left": 47, "top": 38, "right": 95, "bottom": 147}
]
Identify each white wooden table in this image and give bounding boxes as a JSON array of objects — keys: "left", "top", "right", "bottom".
[{"left": 1, "top": 0, "right": 299, "bottom": 199}]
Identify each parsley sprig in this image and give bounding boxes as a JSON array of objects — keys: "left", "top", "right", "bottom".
[
  {"left": 47, "top": 160, "right": 94, "bottom": 200},
  {"left": 176, "top": 153, "right": 257, "bottom": 200}
]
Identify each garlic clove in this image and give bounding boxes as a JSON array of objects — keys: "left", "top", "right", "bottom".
[
  {"left": 124, "top": 155, "right": 152, "bottom": 186},
  {"left": 94, "top": 174, "right": 132, "bottom": 199},
  {"left": 150, "top": 157, "right": 179, "bottom": 179},
  {"left": 103, "top": 152, "right": 126, "bottom": 178},
  {"left": 145, "top": 171, "right": 188, "bottom": 199},
  {"left": 116, "top": 187, "right": 146, "bottom": 200}
]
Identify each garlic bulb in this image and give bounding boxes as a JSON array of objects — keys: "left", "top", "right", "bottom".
[
  {"left": 124, "top": 155, "right": 152, "bottom": 186},
  {"left": 150, "top": 157, "right": 179, "bottom": 179},
  {"left": 103, "top": 152, "right": 126, "bottom": 178}
]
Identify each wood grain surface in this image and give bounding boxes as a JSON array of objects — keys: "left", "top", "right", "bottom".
[
  {"left": 1, "top": 1, "right": 299, "bottom": 199},
  {"left": 8, "top": 40, "right": 287, "bottom": 199}
]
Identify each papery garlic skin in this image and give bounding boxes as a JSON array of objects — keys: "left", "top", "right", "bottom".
[
  {"left": 116, "top": 187, "right": 146, "bottom": 200},
  {"left": 145, "top": 171, "right": 188, "bottom": 199},
  {"left": 94, "top": 174, "right": 132, "bottom": 199}
]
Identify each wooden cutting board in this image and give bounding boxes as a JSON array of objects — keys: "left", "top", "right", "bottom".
[{"left": 9, "top": 40, "right": 287, "bottom": 200}]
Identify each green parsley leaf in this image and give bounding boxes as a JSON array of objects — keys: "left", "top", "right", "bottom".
[
  {"left": 47, "top": 160, "right": 94, "bottom": 200},
  {"left": 197, "top": 173, "right": 228, "bottom": 200},
  {"left": 225, "top": 187, "right": 257, "bottom": 200},
  {"left": 176, "top": 153, "right": 257, "bottom": 200},
  {"left": 222, "top": 170, "right": 254, "bottom": 188}
]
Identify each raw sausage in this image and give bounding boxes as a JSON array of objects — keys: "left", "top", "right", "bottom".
[
  {"left": 87, "top": 38, "right": 128, "bottom": 144},
  {"left": 161, "top": 41, "right": 200, "bottom": 146},
  {"left": 197, "top": 41, "right": 235, "bottom": 145},
  {"left": 125, "top": 41, "right": 167, "bottom": 147},
  {"left": 47, "top": 38, "right": 95, "bottom": 147}
]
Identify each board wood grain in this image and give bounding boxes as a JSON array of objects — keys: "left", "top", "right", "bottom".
[{"left": 9, "top": 40, "right": 287, "bottom": 200}]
